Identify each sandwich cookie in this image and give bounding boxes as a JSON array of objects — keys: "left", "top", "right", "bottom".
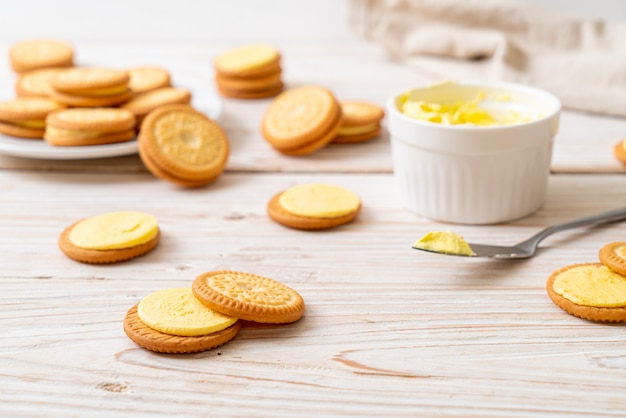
[
  {"left": 128, "top": 66, "right": 171, "bottom": 94},
  {"left": 214, "top": 44, "right": 283, "bottom": 99},
  {"left": 124, "top": 287, "right": 241, "bottom": 354},
  {"left": 44, "top": 108, "right": 136, "bottom": 146},
  {"left": 9, "top": 39, "right": 74, "bottom": 74},
  {"left": 15, "top": 68, "right": 64, "bottom": 98},
  {"left": 267, "top": 183, "right": 361, "bottom": 230},
  {"left": 50, "top": 67, "right": 132, "bottom": 107},
  {"left": 332, "top": 101, "right": 385, "bottom": 144},
  {"left": 0, "top": 97, "right": 66, "bottom": 139},
  {"left": 192, "top": 270, "right": 305, "bottom": 324},
  {"left": 138, "top": 105, "right": 229, "bottom": 187},
  {"left": 121, "top": 87, "right": 191, "bottom": 126},
  {"left": 262, "top": 86, "right": 342, "bottom": 155},
  {"left": 546, "top": 263, "right": 626, "bottom": 322},
  {"left": 58, "top": 211, "right": 160, "bottom": 264}
]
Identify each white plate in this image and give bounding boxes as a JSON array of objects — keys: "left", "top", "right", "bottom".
[{"left": 0, "top": 92, "right": 223, "bottom": 160}]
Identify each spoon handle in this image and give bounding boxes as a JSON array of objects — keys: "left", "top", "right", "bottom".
[{"left": 516, "top": 206, "right": 626, "bottom": 252}]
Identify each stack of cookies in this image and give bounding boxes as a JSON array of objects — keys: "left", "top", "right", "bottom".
[
  {"left": 214, "top": 44, "right": 283, "bottom": 99},
  {"left": 124, "top": 270, "right": 305, "bottom": 354},
  {"left": 546, "top": 241, "right": 626, "bottom": 322}
]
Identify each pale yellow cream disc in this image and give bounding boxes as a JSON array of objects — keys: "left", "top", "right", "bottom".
[
  {"left": 137, "top": 288, "right": 238, "bottom": 336},
  {"left": 69, "top": 211, "right": 158, "bottom": 250},
  {"left": 215, "top": 44, "right": 278, "bottom": 73},
  {"left": 278, "top": 183, "right": 360, "bottom": 218},
  {"left": 553, "top": 264, "right": 626, "bottom": 307}
]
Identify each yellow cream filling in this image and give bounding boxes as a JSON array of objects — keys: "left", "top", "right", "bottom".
[
  {"left": 337, "top": 124, "right": 378, "bottom": 136},
  {"left": 10, "top": 119, "right": 46, "bottom": 128},
  {"left": 137, "top": 288, "right": 237, "bottom": 337},
  {"left": 66, "top": 85, "right": 128, "bottom": 97},
  {"left": 69, "top": 211, "right": 158, "bottom": 250},
  {"left": 399, "top": 88, "right": 535, "bottom": 126},
  {"left": 46, "top": 126, "right": 107, "bottom": 138},
  {"left": 553, "top": 265, "right": 626, "bottom": 307},
  {"left": 413, "top": 231, "right": 475, "bottom": 256},
  {"left": 216, "top": 44, "right": 278, "bottom": 72},
  {"left": 279, "top": 183, "right": 360, "bottom": 218}
]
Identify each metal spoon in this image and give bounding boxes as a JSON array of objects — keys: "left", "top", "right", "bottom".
[{"left": 413, "top": 206, "right": 626, "bottom": 259}]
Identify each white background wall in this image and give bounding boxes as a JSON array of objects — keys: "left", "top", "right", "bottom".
[{"left": 0, "top": 0, "right": 624, "bottom": 43}]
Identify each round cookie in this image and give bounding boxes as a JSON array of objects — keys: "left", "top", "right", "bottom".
[
  {"left": 192, "top": 270, "right": 305, "bottom": 324},
  {"left": 261, "top": 86, "right": 342, "bottom": 155},
  {"left": 121, "top": 87, "right": 191, "bottom": 123},
  {"left": 267, "top": 183, "right": 361, "bottom": 230},
  {"left": 58, "top": 211, "right": 160, "bottom": 264},
  {"left": 128, "top": 66, "right": 171, "bottom": 94},
  {"left": 9, "top": 39, "right": 74, "bottom": 73},
  {"left": 599, "top": 242, "right": 626, "bottom": 276},
  {"left": 15, "top": 68, "right": 64, "bottom": 98},
  {"left": 546, "top": 263, "right": 626, "bottom": 322},
  {"left": 138, "top": 105, "right": 229, "bottom": 187},
  {"left": 124, "top": 304, "right": 241, "bottom": 354},
  {"left": 45, "top": 108, "right": 136, "bottom": 146},
  {"left": 614, "top": 139, "right": 626, "bottom": 165},
  {"left": 0, "top": 97, "right": 66, "bottom": 139},
  {"left": 214, "top": 44, "right": 280, "bottom": 77},
  {"left": 332, "top": 101, "right": 385, "bottom": 144}
]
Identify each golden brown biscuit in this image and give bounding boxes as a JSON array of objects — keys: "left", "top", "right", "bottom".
[
  {"left": 261, "top": 86, "right": 342, "bottom": 155},
  {"left": 9, "top": 39, "right": 74, "bottom": 73},
  {"left": 44, "top": 108, "right": 136, "bottom": 146},
  {"left": 614, "top": 139, "right": 626, "bottom": 165},
  {"left": 124, "top": 304, "right": 241, "bottom": 354},
  {"left": 121, "top": 87, "right": 191, "bottom": 124},
  {"left": 15, "top": 68, "right": 64, "bottom": 98},
  {"left": 217, "top": 81, "right": 284, "bottom": 100},
  {"left": 599, "top": 242, "right": 626, "bottom": 276},
  {"left": 138, "top": 105, "right": 229, "bottom": 187},
  {"left": 546, "top": 263, "right": 626, "bottom": 322},
  {"left": 50, "top": 67, "right": 131, "bottom": 107},
  {"left": 192, "top": 270, "right": 305, "bottom": 324},
  {"left": 332, "top": 101, "right": 385, "bottom": 144},
  {"left": 0, "top": 97, "right": 66, "bottom": 139},
  {"left": 128, "top": 66, "right": 171, "bottom": 94}
]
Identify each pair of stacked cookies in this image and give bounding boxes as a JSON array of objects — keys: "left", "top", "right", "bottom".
[
  {"left": 214, "top": 44, "right": 283, "bottom": 99},
  {"left": 267, "top": 183, "right": 361, "bottom": 230},
  {"left": 124, "top": 271, "right": 305, "bottom": 354},
  {"left": 137, "top": 105, "right": 229, "bottom": 188},
  {"left": 262, "top": 86, "right": 385, "bottom": 155},
  {"left": 546, "top": 241, "right": 626, "bottom": 322}
]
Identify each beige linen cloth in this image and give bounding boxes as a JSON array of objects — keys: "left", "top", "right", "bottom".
[{"left": 348, "top": 0, "right": 626, "bottom": 116}]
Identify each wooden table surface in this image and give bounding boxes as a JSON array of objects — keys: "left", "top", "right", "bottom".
[{"left": 2, "top": 39, "right": 626, "bottom": 417}]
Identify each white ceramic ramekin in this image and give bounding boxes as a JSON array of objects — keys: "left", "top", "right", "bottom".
[{"left": 387, "top": 81, "right": 561, "bottom": 224}]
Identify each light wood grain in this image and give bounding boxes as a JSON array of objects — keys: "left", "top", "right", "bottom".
[{"left": 1, "top": 170, "right": 626, "bottom": 416}]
